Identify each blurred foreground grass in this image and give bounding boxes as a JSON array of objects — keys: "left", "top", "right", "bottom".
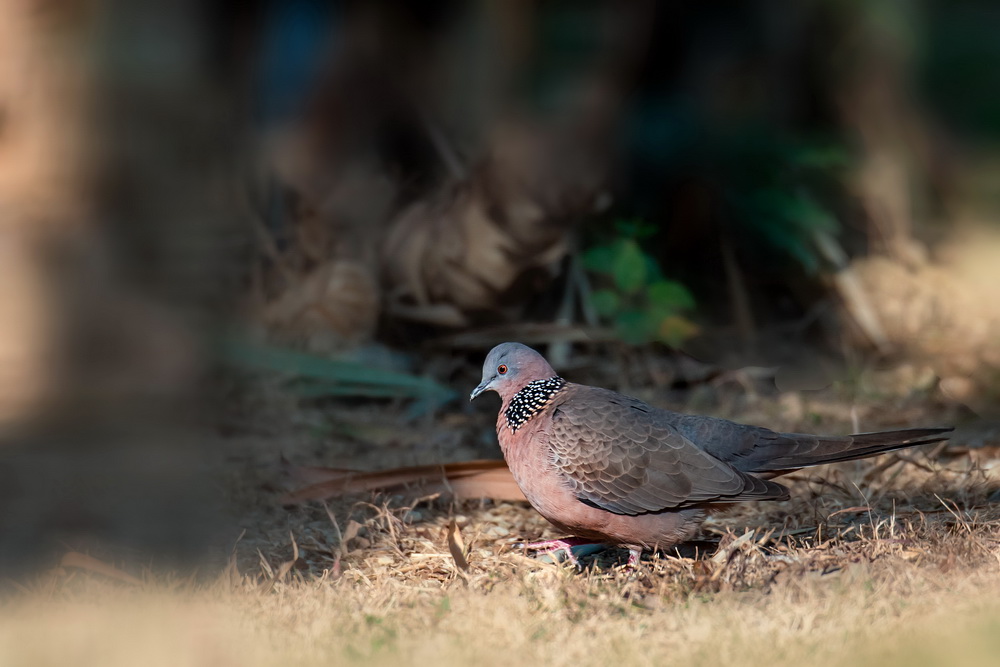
[{"left": 2, "top": 557, "right": 1000, "bottom": 667}]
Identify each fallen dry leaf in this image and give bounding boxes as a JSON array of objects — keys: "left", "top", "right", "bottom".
[
  {"left": 60, "top": 551, "right": 142, "bottom": 586},
  {"left": 262, "top": 258, "right": 379, "bottom": 350},
  {"left": 381, "top": 120, "right": 603, "bottom": 328},
  {"left": 447, "top": 519, "right": 469, "bottom": 572},
  {"left": 280, "top": 459, "right": 526, "bottom": 504}
]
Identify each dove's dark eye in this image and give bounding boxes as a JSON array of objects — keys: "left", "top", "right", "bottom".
[{"left": 497, "top": 364, "right": 508, "bottom": 374}]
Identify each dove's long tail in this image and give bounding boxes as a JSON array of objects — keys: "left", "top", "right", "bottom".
[{"left": 743, "top": 427, "right": 953, "bottom": 474}]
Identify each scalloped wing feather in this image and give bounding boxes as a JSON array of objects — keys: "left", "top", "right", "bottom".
[{"left": 546, "top": 385, "right": 788, "bottom": 515}]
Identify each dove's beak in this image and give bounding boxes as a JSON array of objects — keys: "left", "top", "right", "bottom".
[{"left": 470, "top": 381, "right": 490, "bottom": 401}]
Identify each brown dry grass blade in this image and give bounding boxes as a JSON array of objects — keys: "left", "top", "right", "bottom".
[
  {"left": 447, "top": 519, "right": 469, "bottom": 572},
  {"left": 60, "top": 552, "right": 142, "bottom": 586},
  {"left": 279, "top": 459, "right": 526, "bottom": 504},
  {"left": 263, "top": 533, "right": 302, "bottom": 592},
  {"left": 273, "top": 532, "right": 300, "bottom": 582}
]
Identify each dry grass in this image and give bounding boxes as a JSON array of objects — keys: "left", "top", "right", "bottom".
[
  {"left": 4, "top": 512, "right": 1000, "bottom": 667},
  {"left": 4, "top": 379, "right": 999, "bottom": 666}
]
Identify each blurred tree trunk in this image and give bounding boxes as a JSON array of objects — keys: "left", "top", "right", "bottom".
[
  {"left": 0, "top": 0, "right": 240, "bottom": 573},
  {"left": 0, "top": 0, "right": 98, "bottom": 428}
]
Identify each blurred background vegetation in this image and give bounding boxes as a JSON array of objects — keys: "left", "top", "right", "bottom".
[
  {"left": 238, "top": 0, "right": 997, "bottom": 405},
  {"left": 0, "top": 0, "right": 999, "bottom": 571}
]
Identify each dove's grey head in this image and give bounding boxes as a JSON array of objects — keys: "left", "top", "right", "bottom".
[{"left": 470, "top": 343, "right": 558, "bottom": 401}]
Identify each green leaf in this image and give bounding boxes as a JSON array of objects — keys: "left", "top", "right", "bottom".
[
  {"left": 792, "top": 145, "right": 849, "bottom": 170},
  {"left": 581, "top": 245, "right": 614, "bottom": 274},
  {"left": 644, "top": 255, "right": 663, "bottom": 281},
  {"left": 657, "top": 315, "right": 699, "bottom": 347},
  {"left": 785, "top": 192, "right": 838, "bottom": 234},
  {"left": 648, "top": 280, "right": 696, "bottom": 311},
  {"left": 612, "top": 240, "right": 647, "bottom": 294},
  {"left": 220, "top": 339, "right": 456, "bottom": 412},
  {"left": 590, "top": 288, "right": 620, "bottom": 318},
  {"left": 614, "top": 309, "right": 649, "bottom": 345},
  {"left": 614, "top": 218, "right": 657, "bottom": 239},
  {"left": 744, "top": 188, "right": 839, "bottom": 273}
]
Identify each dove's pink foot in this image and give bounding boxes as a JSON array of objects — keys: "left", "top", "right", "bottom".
[
  {"left": 515, "top": 537, "right": 601, "bottom": 567},
  {"left": 626, "top": 548, "right": 643, "bottom": 568}
]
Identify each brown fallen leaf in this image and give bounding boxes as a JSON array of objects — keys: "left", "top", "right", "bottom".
[
  {"left": 381, "top": 120, "right": 604, "bottom": 329},
  {"left": 60, "top": 552, "right": 142, "bottom": 586},
  {"left": 262, "top": 258, "right": 379, "bottom": 350},
  {"left": 447, "top": 519, "right": 469, "bottom": 572},
  {"left": 280, "top": 459, "right": 526, "bottom": 504}
]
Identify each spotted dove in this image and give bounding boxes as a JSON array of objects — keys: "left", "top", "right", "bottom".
[{"left": 470, "top": 342, "right": 953, "bottom": 566}]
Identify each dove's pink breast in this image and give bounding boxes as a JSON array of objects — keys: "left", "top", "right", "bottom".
[{"left": 497, "top": 409, "right": 706, "bottom": 549}]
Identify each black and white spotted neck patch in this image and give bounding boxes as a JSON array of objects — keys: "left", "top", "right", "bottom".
[{"left": 505, "top": 376, "right": 567, "bottom": 432}]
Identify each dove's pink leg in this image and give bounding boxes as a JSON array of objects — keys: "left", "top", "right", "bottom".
[{"left": 626, "top": 548, "right": 643, "bottom": 568}]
